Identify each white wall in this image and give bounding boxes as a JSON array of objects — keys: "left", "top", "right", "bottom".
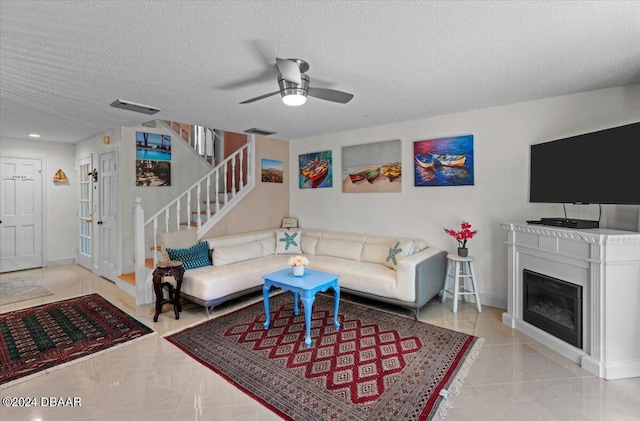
[
  {"left": 1, "top": 137, "right": 77, "bottom": 266},
  {"left": 289, "top": 84, "right": 640, "bottom": 309}
]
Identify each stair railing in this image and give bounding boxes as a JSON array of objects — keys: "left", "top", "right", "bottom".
[{"left": 133, "top": 137, "right": 254, "bottom": 305}]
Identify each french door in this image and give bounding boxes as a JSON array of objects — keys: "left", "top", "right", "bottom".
[{"left": 76, "top": 156, "right": 93, "bottom": 270}]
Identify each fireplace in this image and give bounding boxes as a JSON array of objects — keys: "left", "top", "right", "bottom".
[{"left": 522, "top": 269, "right": 582, "bottom": 348}]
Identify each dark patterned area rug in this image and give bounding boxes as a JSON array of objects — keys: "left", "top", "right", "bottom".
[
  {"left": 0, "top": 276, "right": 54, "bottom": 306},
  {"left": 0, "top": 293, "right": 154, "bottom": 388},
  {"left": 166, "top": 293, "right": 483, "bottom": 420}
]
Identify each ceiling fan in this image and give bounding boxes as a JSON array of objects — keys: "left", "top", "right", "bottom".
[{"left": 240, "top": 58, "right": 354, "bottom": 106}]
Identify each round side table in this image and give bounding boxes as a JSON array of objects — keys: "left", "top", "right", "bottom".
[
  {"left": 441, "top": 254, "right": 482, "bottom": 313},
  {"left": 152, "top": 260, "right": 185, "bottom": 322}
]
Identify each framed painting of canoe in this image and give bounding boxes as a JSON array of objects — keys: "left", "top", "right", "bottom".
[
  {"left": 342, "top": 139, "right": 402, "bottom": 193},
  {"left": 413, "top": 134, "right": 474, "bottom": 187},
  {"left": 299, "top": 150, "right": 333, "bottom": 188}
]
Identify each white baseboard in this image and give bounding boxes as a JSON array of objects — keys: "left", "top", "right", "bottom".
[
  {"left": 46, "top": 257, "right": 76, "bottom": 267},
  {"left": 479, "top": 293, "right": 507, "bottom": 310}
]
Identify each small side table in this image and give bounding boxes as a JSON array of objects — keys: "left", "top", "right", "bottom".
[
  {"left": 152, "top": 260, "right": 185, "bottom": 322},
  {"left": 441, "top": 254, "right": 482, "bottom": 313}
]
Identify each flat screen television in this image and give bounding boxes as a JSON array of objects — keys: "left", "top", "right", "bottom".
[{"left": 530, "top": 122, "right": 640, "bottom": 205}]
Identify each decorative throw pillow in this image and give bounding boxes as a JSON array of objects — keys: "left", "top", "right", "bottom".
[
  {"left": 157, "top": 229, "right": 197, "bottom": 262},
  {"left": 383, "top": 240, "right": 413, "bottom": 270},
  {"left": 166, "top": 241, "right": 211, "bottom": 270},
  {"left": 275, "top": 230, "right": 302, "bottom": 254}
]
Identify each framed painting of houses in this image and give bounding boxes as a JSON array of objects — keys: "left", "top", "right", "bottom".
[
  {"left": 414, "top": 134, "right": 474, "bottom": 187},
  {"left": 342, "top": 139, "right": 401, "bottom": 193},
  {"left": 261, "top": 158, "right": 284, "bottom": 183},
  {"left": 299, "top": 150, "right": 333, "bottom": 189}
]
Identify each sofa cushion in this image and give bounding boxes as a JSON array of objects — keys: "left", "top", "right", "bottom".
[
  {"left": 260, "top": 236, "right": 276, "bottom": 255},
  {"left": 383, "top": 239, "right": 413, "bottom": 269},
  {"left": 158, "top": 229, "right": 197, "bottom": 262},
  {"left": 212, "top": 240, "right": 263, "bottom": 266},
  {"left": 315, "top": 238, "right": 363, "bottom": 261},
  {"left": 166, "top": 241, "right": 211, "bottom": 270},
  {"left": 275, "top": 230, "right": 302, "bottom": 254},
  {"left": 301, "top": 236, "right": 318, "bottom": 255}
]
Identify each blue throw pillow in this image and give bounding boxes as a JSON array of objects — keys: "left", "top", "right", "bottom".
[{"left": 166, "top": 241, "right": 211, "bottom": 270}]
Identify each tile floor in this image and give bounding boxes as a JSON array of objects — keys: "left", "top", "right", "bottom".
[{"left": 1, "top": 264, "right": 639, "bottom": 421}]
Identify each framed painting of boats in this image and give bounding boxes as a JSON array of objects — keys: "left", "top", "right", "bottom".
[
  {"left": 299, "top": 150, "right": 333, "bottom": 188},
  {"left": 342, "top": 139, "right": 402, "bottom": 193},
  {"left": 413, "top": 134, "right": 474, "bottom": 187}
]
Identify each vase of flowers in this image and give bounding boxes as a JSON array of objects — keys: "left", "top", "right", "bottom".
[
  {"left": 288, "top": 255, "right": 309, "bottom": 276},
  {"left": 444, "top": 221, "right": 478, "bottom": 257}
]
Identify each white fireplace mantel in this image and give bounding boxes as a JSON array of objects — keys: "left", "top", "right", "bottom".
[{"left": 501, "top": 222, "right": 640, "bottom": 380}]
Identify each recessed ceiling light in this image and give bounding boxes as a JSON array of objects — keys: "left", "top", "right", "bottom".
[{"left": 28, "top": 133, "right": 41, "bottom": 138}]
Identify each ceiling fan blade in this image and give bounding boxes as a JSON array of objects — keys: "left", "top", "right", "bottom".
[
  {"left": 276, "top": 58, "right": 301, "bottom": 85},
  {"left": 239, "top": 91, "right": 280, "bottom": 104},
  {"left": 307, "top": 87, "right": 354, "bottom": 104}
]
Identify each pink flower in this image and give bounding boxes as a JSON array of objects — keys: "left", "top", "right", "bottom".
[{"left": 444, "top": 221, "right": 477, "bottom": 248}]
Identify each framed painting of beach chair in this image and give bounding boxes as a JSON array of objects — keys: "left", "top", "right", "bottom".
[{"left": 413, "top": 134, "right": 474, "bottom": 187}]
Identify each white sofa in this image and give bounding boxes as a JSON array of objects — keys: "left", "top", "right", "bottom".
[{"left": 160, "top": 228, "right": 447, "bottom": 318}]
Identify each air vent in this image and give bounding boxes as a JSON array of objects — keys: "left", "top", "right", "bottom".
[
  {"left": 244, "top": 128, "right": 277, "bottom": 136},
  {"left": 110, "top": 99, "right": 162, "bottom": 115}
]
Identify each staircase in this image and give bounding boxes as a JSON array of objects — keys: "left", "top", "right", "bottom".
[{"left": 130, "top": 134, "right": 255, "bottom": 305}]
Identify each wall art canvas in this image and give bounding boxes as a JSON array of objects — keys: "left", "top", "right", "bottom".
[
  {"left": 261, "top": 158, "right": 284, "bottom": 183},
  {"left": 299, "top": 150, "right": 333, "bottom": 189},
  {"left": 136, "top": 160, "right": 171, "bottom": 186},
  {"left": 414, "top": 134, "right": 474, "bottom": 187},
  {"left": 136, "top": 131, "right": 171, "bottom": 186},
  {"left": 342, "top": 139, "right": 401, "bottom": 193}
]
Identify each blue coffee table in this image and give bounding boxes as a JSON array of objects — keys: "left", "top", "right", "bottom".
[{"left": 262, "top": 268, "right": 340, "bottom": 348}]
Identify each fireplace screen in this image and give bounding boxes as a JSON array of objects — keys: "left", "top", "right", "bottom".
[{"left": 523, "top": 269, "right": 582, "bottom": 348}]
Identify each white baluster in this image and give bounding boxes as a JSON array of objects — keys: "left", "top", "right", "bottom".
[
  {"left": 239, "top": 150, "right": 244, "bottom": 189},
  {"left": 196, "top": 184, "right": 201, "bottom": 229},
  {"left": 186, "top": 191, "right": 192, "bottom": 228},
  {"left": 164, "top": 208, "right": 170, "bottom": 232},
  {"left": 215, "top": 168, "right": 220, "bottom": 213},
  {"left": 223, "top": 162, "right": 229, "bottom": 205},
  {"left": 206, "top": 175, "right": 211, "bottom": 221},
  {"left": 231, "top": 157, "right": 237, "bottom": 198}
]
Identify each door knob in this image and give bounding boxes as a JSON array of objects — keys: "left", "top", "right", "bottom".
[{"left": 86, "top": 218, "right": 93, "bottom": 223}]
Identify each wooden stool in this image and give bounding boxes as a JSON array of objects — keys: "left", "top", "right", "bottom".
[
  {"left": 441, "top": 254, "right": 482, "bottom": 313},
  {"left": 152, "top": 260, "right": 185, "bottom": 322}
]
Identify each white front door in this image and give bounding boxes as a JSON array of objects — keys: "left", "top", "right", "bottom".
[
  {"left": 98, "top": 150, "right": 118, "bottom": 281},
  {"left": 76, "top": 156, "right": 94, "bottom": 270},
  {"left": 0, "top": 157, "right": 43, "bottom": 272}
]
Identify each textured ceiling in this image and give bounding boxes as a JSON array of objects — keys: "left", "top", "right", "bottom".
[{"left": 1, "top": 1, "right": 639, "bottom": 143}]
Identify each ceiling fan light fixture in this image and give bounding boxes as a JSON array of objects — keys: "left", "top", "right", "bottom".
[{"left": 282, "top": 93, "right": 307, "bottom": 106}]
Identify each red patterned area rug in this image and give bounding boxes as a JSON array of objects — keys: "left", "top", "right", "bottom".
[
  {"left": 1, "top": 293, "right": 154, "bottom": 388},
  {"left": 166, "top": 293, "right": 483, "bottom": 420}
]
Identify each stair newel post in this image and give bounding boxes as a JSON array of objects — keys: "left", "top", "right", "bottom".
[
  {"left": 175, "top": 201, "right": 181, "bottom": 232},
  {"left": 196, "top": 184, "right": 202, "bottom": 229},
  {"left": 133, "top": 197, "right": 149, "bottom": 305},
  {"left": 206, "top": 175, "right": 211, "bottom": 222},
  {"left": 152, "top": 217, "right": 158, "bottom": 266}
]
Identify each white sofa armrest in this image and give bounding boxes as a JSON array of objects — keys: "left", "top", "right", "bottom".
[{"left": 396, "top": 247, "right": 445, "bottom": 302}]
